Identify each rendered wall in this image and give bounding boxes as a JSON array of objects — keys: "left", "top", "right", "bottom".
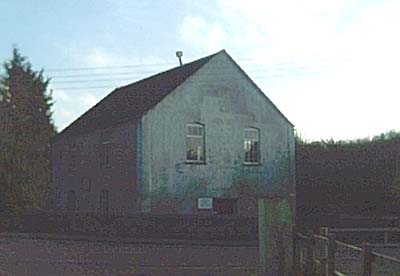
[{"left": 139, "top": 52, "right": 295, "bottom": 216}]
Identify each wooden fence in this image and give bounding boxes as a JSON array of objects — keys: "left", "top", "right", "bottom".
[
  {"left": 327, "top": 227, "right": 400, "bottom": 245},
  {"left": 293, "top": 226, "right": 400, "bottom": 276}
]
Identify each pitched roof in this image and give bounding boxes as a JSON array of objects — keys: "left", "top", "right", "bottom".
[
  {"left": 55, "top": 51, "right": 220, "bottom": 140},
  {"left": 54, "top": 49, "right": 294, "bottom": 142}
]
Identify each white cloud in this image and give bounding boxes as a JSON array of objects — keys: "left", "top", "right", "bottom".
[
  {"left": 47, "top": 0, "right": 400, "bottom": 139},
  {"left": 53, "top": 107, "right": 74, "bottom": 131},
  {"left": 56, "top": 108, "right": 73, "bottom": 120},
  {"left": 51, "top": 45, "right": 174, "bottom": 131},
  {"left": 178, "top": 0, "right": 400, "bottom": 140},
  {"left": 52, "top": 89, "right": 69, "bottom": 102},
  {"left": 52, "top": 93, "right": 100, "bottom": 131},
  {"left": 79, "top": 93, "right": 99, "bottom": 109},
  {"left": 179, "top": 16, "right": 228, "bottom": 53},
  {"left": 80, "top": 47, "right": 136, "bottom": 68}
]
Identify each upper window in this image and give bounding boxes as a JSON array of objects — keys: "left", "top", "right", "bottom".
[
  {"left": 186, "top": 123, "right": 205, "bottom": 163},
  {"left": 244, "top": 128, "right": 260, "bottom": 164}
]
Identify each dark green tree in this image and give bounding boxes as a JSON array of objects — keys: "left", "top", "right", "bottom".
[
  {"left": 0, "top": 95, "right": 12, "bottom": 211},
  {"left": 0, "top": 47, "right": 56, "bottom": 213}
]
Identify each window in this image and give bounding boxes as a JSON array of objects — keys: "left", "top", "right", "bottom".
[
  {"left": 186, "top": 123, "right": 205, "bottom": 163},
  {"left": 244, "top": 128, "right": 260, "bottom": 164}
]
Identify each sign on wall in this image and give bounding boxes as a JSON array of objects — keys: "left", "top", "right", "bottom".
[{"left": 198, "top": 198, "right": 213, "bottom": 209}]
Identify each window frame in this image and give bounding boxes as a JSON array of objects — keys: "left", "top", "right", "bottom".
[
  {"left": 185, "top": 123, "right": 206, "bottom": 164},
  {"left": 243, "top": 127, "right": 261, "bottom": 165}
]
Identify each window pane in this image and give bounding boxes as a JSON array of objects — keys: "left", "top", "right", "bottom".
[
  {"left": 186, "top": 136, "right": 204, "bottom": 161},
  {"left": 251, "top": 141, "right": 259, "bottom": 162},
  {"left": 244, "top": 131, "right": 260, "bottom": 163},
  {"left": 197, "top": 127, "right": 203, "bottom": 136},
  {"left": 187, "top": 125, "right": 203, "bottom": 137},
  {"left": 186, "top": 124, "right": 204, "bottom": 162},
  {"left": 244, "top": 129, "right": 259, "bottom": 140}
]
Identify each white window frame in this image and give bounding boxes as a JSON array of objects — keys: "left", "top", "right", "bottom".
[
  {"left": 243, "top": 127, "right": 260, "bottom": 165},
  {"left": 186, "top": 123, "right": 205, "bottom": 163}
]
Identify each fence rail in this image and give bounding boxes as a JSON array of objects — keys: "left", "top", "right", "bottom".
[
  {"left": 328, "top": 227, "right": 400, "bottom": 245},
  {"left": 293, "top": 226, "right": 400, "bottom": 276}
]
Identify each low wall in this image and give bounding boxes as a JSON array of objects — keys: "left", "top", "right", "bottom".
[{"left": 0, "top": 211, "right": 258, "bottom": 241}]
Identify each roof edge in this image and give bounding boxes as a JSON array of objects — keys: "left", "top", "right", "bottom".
[{"left": 52, "top": 50, "right": 223, "bottom": 143}]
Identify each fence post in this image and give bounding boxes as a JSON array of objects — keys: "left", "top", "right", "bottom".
[
  {"left": 361, "top": 243, "right": 373, "bottom": 276},
  {"left": 319, "top": 227, "right": 329, "bottom": 274},
  {"left": 327, "top": 233, "right": 336, "bottom": 276},
  {"left": 292, "top": 225, "right": 301, "bottom": 276},
  {"left": 320, "top": 227, "right": 329, "bottom": 236},
  {"left": 305, "top": 230, "right": 315, "bottom": 276},
  {"left": 384, "top": 231, "right": 389, "bottom": 244},
  {"left": 258, "top": 198, "right": 269, "bottom": 275},
  {"left": 278, "top": 229, "right": 286, "bottom": 276},
  {"left": 299, "top": 236, "right": 304, "bottom": 276}
]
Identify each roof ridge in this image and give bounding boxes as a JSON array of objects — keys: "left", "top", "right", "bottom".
[{"left": 116, "top": 50, "right": 223, "bottom": 92}]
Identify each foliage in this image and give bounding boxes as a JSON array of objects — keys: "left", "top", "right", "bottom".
[
  {"left": 296, "top": 130, "right": 400, "bottom": 224},
  {"left": 0, "top": 47, "right": 56, "bottom": 214},
  {"left": 297, "top": 130, "right": 400, "bottom": 149}
]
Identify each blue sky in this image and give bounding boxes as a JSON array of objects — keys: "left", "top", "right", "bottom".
[{"left": 1, "top": 0, "right": 399, "bottom": 140}]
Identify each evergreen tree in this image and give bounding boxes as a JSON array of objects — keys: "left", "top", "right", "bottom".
[
  {"left": 0, "top": 47, "right": 56, "bottom": 213},
  {"left": 0, "top": 92, "right": 12, "bottom": 211}
]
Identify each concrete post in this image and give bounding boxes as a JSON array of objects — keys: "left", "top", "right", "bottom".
[
  {"left": 361, "top": 243, "right": 373, "bottom": 276},
  {"left": 258, "top": 196, "right": 293, "bottom": 276},
  {"left": 258, "top": 198, "right": 269, "bottom": 275}
]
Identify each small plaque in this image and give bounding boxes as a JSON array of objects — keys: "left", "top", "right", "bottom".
[{"left": 198, "top": 198, "right": 213, "bottom": 209}]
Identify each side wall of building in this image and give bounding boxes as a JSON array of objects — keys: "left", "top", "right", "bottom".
[
  {"left": 49, "top": 121, "right": 139, "bottom": 214},
  {"left": 140, "top": 52, "right": 295, "bottom": 216}
]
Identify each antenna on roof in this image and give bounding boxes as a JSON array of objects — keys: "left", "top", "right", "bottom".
[{"left": 176, "top": 51, "right": 183, "bottom": 66}]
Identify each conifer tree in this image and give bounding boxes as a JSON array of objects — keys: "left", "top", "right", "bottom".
[
  {"left": 0, "top": 91, "right": 12, "bottom": 211},
  {"left": 0, "top": 47, "right": 56, "bottom": 213}
]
